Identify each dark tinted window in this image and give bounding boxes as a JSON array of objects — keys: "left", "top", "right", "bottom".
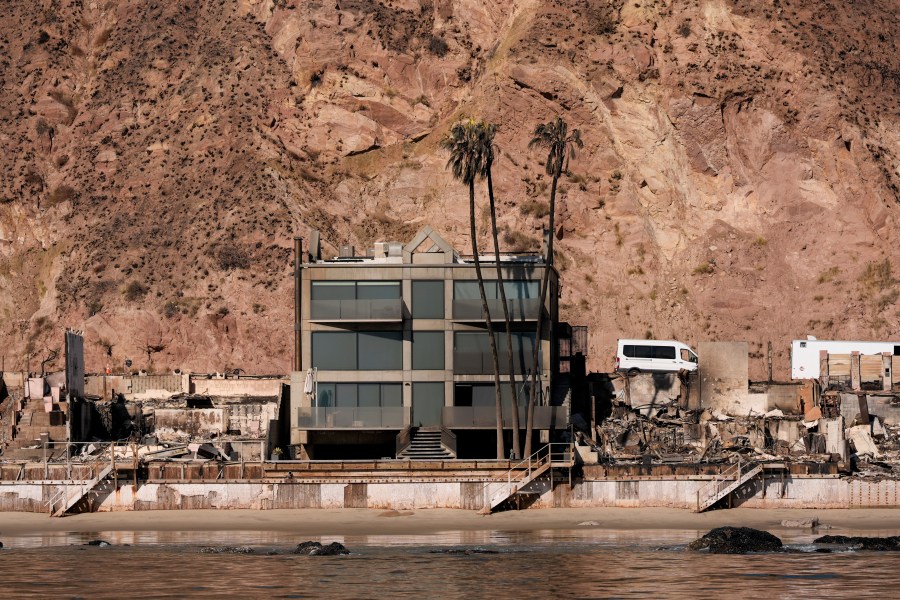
[
  {"left": 623, "top": 344, "right": 635, "bottom": 358},
  {"left": 633, "top": 345, "right": 653, "bottom": 359},
  {"left": 652, "top": 346, "right": 676, "bottom": 359},
  {"left": 412, "top": 281, "right": 444, "bottom": 318}
]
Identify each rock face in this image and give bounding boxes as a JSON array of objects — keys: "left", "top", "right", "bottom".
[
  {"left": 293, "top": 541, "right": 350, "bottom": 556},
  {"left": 688, "top": 527, "right": 783, "bottom": 554},
  {"left": 0, "top": 1, "right": 898, "bottom": 376},
  {"left": 814, "top": 535, "right": 900, "bottom": 551}
]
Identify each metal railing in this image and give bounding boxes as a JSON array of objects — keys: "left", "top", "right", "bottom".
[
  {"left": 310, "top": 299, "right": 403, "bottom": 321},
  {"left": 482, "top": 442, "right": 573, "bottom": 508},
  {"left": 44, "top": 442, "right": 119, "bottom": 515},
  {"left": 297, "top": 406, "right": 410, "bottom": 429},
  {"left": 441, "top": 406, "right": 566, "bottom": 429},
  {"left": 452, "top": 351, "right": 538, "bottom": 375},
  {"left": 695, "top": 456, "right": 761, "bottom": 511}
]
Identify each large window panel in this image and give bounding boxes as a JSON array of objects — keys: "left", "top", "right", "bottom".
[
  {"left": 356, "top": 281, "right": 401, "bottom": 300},
  {"left": 413, "top": 382, "right": 444, "bottom": 427},
  {"left": 315, "top": 383, "right": 336, "bottom": 407},
  {"left": 503, "top": 280, "right": 539, "bottom": 299},
  {"left": 413, "top": 331, "right": 445, "bottom": 370},
  {"left": 311, "top": 281, "right": 355, "bottom": 301},
  {"left": 358, "top": 331, "right": 402, "bottom": 370},
  {"left": 380, "top": 384, "right": 403, "bottom": 407},
  {"left": 312, "top": 332, "right": 357, "bottom": 370},
  {"left": 335, "top": 383, "right": 358, "bottom": 407},
  {"left": 454, "top": 280, "right": 498, "bottom": 300},
  {"left": 412, "top": 280, "right": 444, "bottom": 319},
  {"left": 357, "top": 383, "right": 381, "bottom": 407}
]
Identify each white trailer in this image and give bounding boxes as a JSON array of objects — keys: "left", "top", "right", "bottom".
[{"left": 791, "top": 338, "right": 900, "bottom": 379}]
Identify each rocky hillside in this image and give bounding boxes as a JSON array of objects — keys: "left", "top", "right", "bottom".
[{"left": 1, "top": 0, "right": 897, "bottom": 378}]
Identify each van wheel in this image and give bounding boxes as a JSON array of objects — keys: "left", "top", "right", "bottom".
[{"left": 627, "top": 368, "right": 640, "bottom": 377}]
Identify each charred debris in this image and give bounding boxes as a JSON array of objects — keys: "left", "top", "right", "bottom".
[{"left": 577, "top": 371, "right": 900, "bottom": 479}]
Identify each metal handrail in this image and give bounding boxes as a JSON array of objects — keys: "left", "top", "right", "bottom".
[
  {"left": 696, "top": 456, "right": 759, "bottom": 509},
  {"left": 481, "top": 442, "right": 573, "bottom": 504}
]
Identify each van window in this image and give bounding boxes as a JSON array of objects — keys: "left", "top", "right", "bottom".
[
  {"left": 680, "top": 349, "right": 690, "bottom": 362},
  {"left": 652, "top": 346, "right": 676, "bottom": 359},
  {"left": 623, "top": 345, "right": 635, "bottom": 358},
  {"left": 689, "top": 351, "right": 698, "bottom": 363},
  {"left": 635, "top": 345, "right": 653, "bottom": 358}
]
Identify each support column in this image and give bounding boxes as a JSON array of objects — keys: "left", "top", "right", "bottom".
[
  {"left": 850, "top": 351, "right": 861, "bottom": 391},
  {"left": 293, "top": 237, "right": 303, "bottom": 373}
]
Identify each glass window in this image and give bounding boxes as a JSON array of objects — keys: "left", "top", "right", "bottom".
[
  {"left": 680, "top": 349, "right": 690, "bottom": 362},
  {"left": 454, "top": 280, "right": 498, "bottom": 300},
  {"left": 312, "top": 332, "right": 357, "bottom": 370},
  {"left": 358, "top": 383, "right": 381, "bottom": 407},
  {"left": 633, "top": 345, "right": 653, "bottom": 359},
  {"left": 412, "top": 281, "right": 444, "bottom": 319},
  {"left": 413, "top": 382, "right": 444, "bottom": 427},
  {"left": 623, "top": 344, "right": 635, "bottom": 358},
  {"left": 356, "top": 281, "right": 400, "bottom": 300},
  {"left": 311, "top": 281, "right": 355, "bottom": 301},
  {"left": 413, "top": 331, "right": 445, "bottom": 370},
  {"left": 380, "top": 383, "right": 403, "bottom": 407},
  {"left": 335, "top": 383, "right": 358, "bottom": 407},
  {"left": 358, "top": 331, "right": 402, "bottom": 370},
  {"left": 652, "top": 346, "right": 676, "bottom": 359},
  {"left": 503, "top": 280, "right": 539, "bottom": 299},
  {"left": 315, "top": 383, "right": 335, "bottom": 407}
]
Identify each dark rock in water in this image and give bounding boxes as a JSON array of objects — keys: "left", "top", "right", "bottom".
[
  {"left": 688, "top": 527, "right": 783, "bottom": 554},
  {"left": 83, "top": 540, "right": 111, "bottom": 547},
  {"left": 429, "top": 548, "right": 500, "bottom": 555},
  {"left": 814, "top": 535, "right": 900, "bottom": 551},
  {"left": 293, "top": 541, "right": 350, "bottom": 556},
  {"left": 200, "top": 546, "right": 255, "bottom": 554}
]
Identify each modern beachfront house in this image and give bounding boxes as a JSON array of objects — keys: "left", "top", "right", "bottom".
[{"left": 289, "top": 226, "right": 573, "bottom": 460}]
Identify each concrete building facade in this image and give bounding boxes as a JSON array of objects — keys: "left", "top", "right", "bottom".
[{"left": 289, "top": 227, "right": 569, "bottom": 459}]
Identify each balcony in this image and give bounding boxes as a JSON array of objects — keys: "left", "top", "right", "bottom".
[
  {"left": 297, "top": 407, "right": 410, "bottom": 429},
  {"left": 441, "top": 406, "right": 568, "bottom": 429},
  {"left": 453, "top": 351, "right": 539, "bottom": 375},
  {"left": 309, "top": 299, "right": 404, "bottom": 322},
  {"left": 452, "top": 298, "right": 541, "bottom": 321}
]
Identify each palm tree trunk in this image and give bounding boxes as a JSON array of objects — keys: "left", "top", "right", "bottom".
[
  {"left": 524, "top": 166, "right": 560, "bottom": 457},
  {"left": 469, "top": 179, "right": 505, "bottom": 460},
  {"left": 487, "top": 169, "right": 521, "bottom": 459}
]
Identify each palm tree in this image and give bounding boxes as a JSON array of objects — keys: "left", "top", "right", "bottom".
[
  {"left": 524, "top": 117, "right": 583, "bottom": 457},
  {"left": 479, "top": 123, "right": 522, "bottom": 459},
  {"left": 442, "top": 118, "right": 505, "bottom": 460}
]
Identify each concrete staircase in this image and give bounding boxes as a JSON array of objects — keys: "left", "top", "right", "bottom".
[
  {"left": 695, "top": 459, "right": 763, "bottom": 512},
  {"left": 396, "top": 427, "right": 456, "bottom": 460},
  {"left": 2, "top": 396, "right": 68, "bottom": 459}
]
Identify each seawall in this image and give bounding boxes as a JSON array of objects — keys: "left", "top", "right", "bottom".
[{"left": 3, "top": 474, "right": 899, "bottom": 513}]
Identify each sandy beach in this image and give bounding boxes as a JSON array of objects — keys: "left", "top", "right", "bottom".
[{"left": 2, "top": 507, "right": 900, "bottom": 537}]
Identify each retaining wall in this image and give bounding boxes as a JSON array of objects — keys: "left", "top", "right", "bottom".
[{"left": 2, "top": 476, "right": 899, "bottom": 513}]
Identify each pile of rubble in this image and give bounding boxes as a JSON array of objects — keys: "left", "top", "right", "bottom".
[{"left": 584, "top": 374, "right": 900, "bottom": 476}]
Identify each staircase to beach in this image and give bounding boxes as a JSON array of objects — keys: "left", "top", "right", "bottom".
[
  {"left": 695, "top": 459, "right": 763, "bottom": 512},
  {"left": 481, "top": 442, "right": 575, "bottom": 513},
  {"left": 396, "top": 427, "right": 457, "bottom": 460}
]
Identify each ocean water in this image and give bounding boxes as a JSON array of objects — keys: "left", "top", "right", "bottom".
[{"left": 0, "top": 528, "right": 897, "bottom": 598}]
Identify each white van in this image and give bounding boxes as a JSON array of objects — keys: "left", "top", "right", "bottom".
[{"left": 616, "top": 339, "right": 699, "bottom": 374}]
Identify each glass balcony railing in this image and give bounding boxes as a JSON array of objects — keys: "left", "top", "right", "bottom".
[
  {"left": 441, "top": 406, "right": 567, "bottom": 429},
  {"left": 452, "top": 351, "right": 539, "bottom": 375},
  {"left": 452, "top": 298, "right": 541, "bottom": 321},
  {"left": 297, "top": 407, "right": 410, "bottom": 429},
  {"left": 310, "top": 299, "right": 403, "bottom": 321}
]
